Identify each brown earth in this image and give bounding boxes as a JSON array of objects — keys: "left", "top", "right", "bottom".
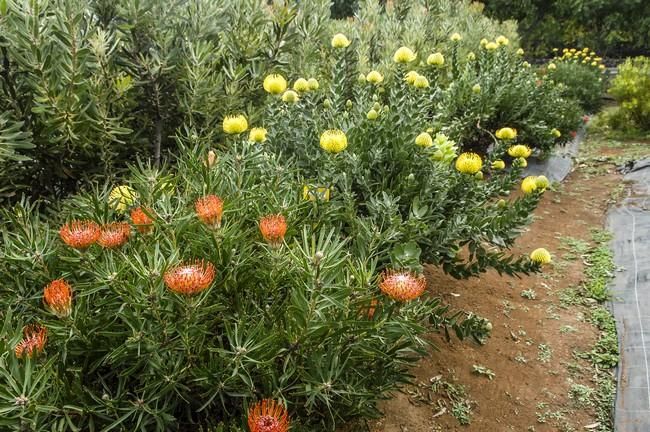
[{"left": 365, "top": 142, "right": 625, "bottom": 432}]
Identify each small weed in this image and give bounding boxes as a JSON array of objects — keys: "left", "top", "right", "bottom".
[
  {"left": 472, "top": 364, "right": 495, "bottom": 380},
  {"left": 521, "top": 289, "right": 537, "bottom": 300},
  {"left": 560, "top": 325, "right": 577, "bottom": 334},
  {"left": 514, "top": 353, "right": 528, "bottom": 363},
  {"left": 538, "top": 344, "right": 553, "bottom": 363},
  {"left": 429, "top": 376, "right": 474, "bottom": 426},
  {"left": 568, "top": 383, "right": 594, "bottom": 407}
]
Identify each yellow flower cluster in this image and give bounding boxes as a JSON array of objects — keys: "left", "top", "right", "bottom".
[
  {"left": 507, "top": 144, "right": 532, "bottom": 158},
  {"left": 521, "top": 175, "right": 549, "bottom": 194},
  {"left": 263, "top": 74, "right": 287, "bottom": 95},
  {"left": 320, "top": 129, "right": 348, "bottom": 153},
  {"left": 495, "top": 127, "right": 517, "bottom": 140},
  {"left": 415, "top": 132, "right": 433, "bottom": 148},
  {"left": 455, "top": 152, "right": 483, "bottom": 174},
  {"left": 530, "top": 248, "right": 552, "bottom": 265},
  {"left": 249, "top": 127, "right": 267, "bottom": 143},
  {"left": 331, "top": 33, "right": 351, "bottom": 49},
  {"left": 109, "top": 185, "right": 138, "bottom": 213},
  {"left": 223, "top": 115, "right": 248, "bottom": 134},
  {"left": 427, "top": 52, "right": 444, "bottom": 66},
  {"left": 555, "top": 47, "right": 606, "bottom": 71},
  {"left": 404, "top": 71, "right": 429, "bottom": 88},
  {"left": 366, "top": 70, "right": 384, "bottom": 85},
  {"left": 393, "top": 46, "right": 416, "bottom": 64}
]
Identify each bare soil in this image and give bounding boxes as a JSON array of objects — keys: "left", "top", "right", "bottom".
[{"left": 367, "top": 151, "right": 622, "bottom": 431}]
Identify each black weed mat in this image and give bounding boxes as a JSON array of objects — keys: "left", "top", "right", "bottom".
[
  {"left": 607, "top": 159, "right": 650, "bottom": 431},
  {"left": 522, "top": 128, "right": 585, "bottom": 182}
]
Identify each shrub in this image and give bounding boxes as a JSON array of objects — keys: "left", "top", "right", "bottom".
[
  {"left": 0, "top": 37, "right": 556, "bottom": 429},
  {"left": 0, "top": 0, "right": 331, "bottom": 202},
  {"left": 609, "top": 57, "right": 650, "bottom": 130},
  {"left": 0, "top": 142, "right": 496, "bottom": 430},
  {"left": 438, "top": 46, "right": 581, "bottom": 154},
  {"left": 545, "top": 48, "right": 607, "bottom": 113}
]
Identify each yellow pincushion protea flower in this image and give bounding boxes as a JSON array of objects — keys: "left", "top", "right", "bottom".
[
  {"left": 367, "top": 109, "right": 379, "bottom": 120},
  {"left": 516, "top": 48, "right": 525, "bottom": 56},
  {"left": 223, "top": 115, "right": 248, "bottom": 134},
  {"left": 496, "top": 35, "right": 509, "bottom": 46},
  {"left": 450, "top": 32, "right": 462, "bottom": 42},
  {"left": 109, "top": 185, "right": 138, "bottom": 212},
  {"left": 393, "top": 46, "right": 416, "bottom": 63},
  {"left": 480, "top": 38, "right": 489, "bottom": 47},
  {"left": 536, "top": 175, "right": 550, "bottom": 190},
  {"left": 282, "top": 90, "right": 299, "bottom": 103},
  {"left": 249, "top": 127, "right": 267, "bottom": 143},
  {"left": 551, "top": 128, "right": 561, "bottom": 138},
  {"left": 455, "top": 152, "right": 483, "bottom": 174},
  {"left": 427, "top": 52, "right": 444, "bottom": 66},
  {"left": 530, "top": 248, "right": 552, "bottom": 265},
  {"left": 507, "top": 144, "right": 532, "bottom": 158},
  {"left": 303, "top": 185, "right": 331, "bottom": 202},
  {"left": 331, "top": 33, "right": 351, "bottom": 48},
  {"left": 521, "top": 176, "right": 538, "bottom": 194},
  {"left": 548, "top": 63, "right": 557, "bottom": 70},
  {"left": 293, "top": 78, "right": 310, "bottom": 92},
  {"left": 485, "top": 42, "right": 498, "bottom": 51},
  {"left": 320, "top": 129, "right": 348, "bottom": 153},
  {"left": 366, "top": 70, "right": 384, "bottom": 84},
  {"left": 413, "top": 75, "right": 429, "bottom": 89},
  {"left": 495, "top": 127, "right": 517, "bottom": 140},
  {"left": 415, "top": 132, "right": 433, "bottom": 148},
  {"left": 405, "top": 71, "right": 419, "bottom": 85},
  {"left": 472, "top": 83, "right": 481, "bottom": 93},
  {"left": 491, "top": 160, "right": 506, "bottom": 170},
  {"left": 467, "top": 52, "right": 476, "bottom": 61},
  {"left": 263, "top": 74, "right": 287, "bottom": 95},
  {"left": 307, "top": 78, "right": 319, "bottom": 90}
]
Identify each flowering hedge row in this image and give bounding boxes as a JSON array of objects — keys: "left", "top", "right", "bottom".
[{"left": 0, "top": 30, "right": 560, "bottom": 430}]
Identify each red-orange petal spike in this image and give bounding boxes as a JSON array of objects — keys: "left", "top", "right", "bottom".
[{"left": 247, "top": 399, "right": 290, "bottom": 432}]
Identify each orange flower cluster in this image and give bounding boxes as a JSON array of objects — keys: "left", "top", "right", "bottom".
[
  {"left": 15, "top": 324, "right": 47, "bottom": 359},
  {"left": 43, "top": 279, "right": 73, "bottom": 318},
  {"left": 59, "top": 220, "right": 100, "bottom": 250},
  {"left": 98, "top": 222, "right": 131, "bottom": 248},
  {"left": 195, "top": 195, "right": 224, "bottom": 228},
  {"left": 259, "top": 214, "right": 287, "bottom": 247},
  {"left": 378, "top": 270, "right": 427, "bottom": 301},
  {"left": 248, "top": 399, "right": 290, "bottom": 432},
  {"left": 130, "top": 207, "right": 154, "bottom": 234},
  {"left": 164, "top": 260, "right": 216, "bottom": 295}
]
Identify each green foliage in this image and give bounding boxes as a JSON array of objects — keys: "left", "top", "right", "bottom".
[
  {"left": 439, "top": 49, "right": 581, "bottom": 153},
  {"left": 482, "top": 0, "right": 650, "bottom": 57},
  {"left": 0, "top": 0, "right": 332, "bottom": 202},
  {"left": 549, "top": 61, "right": 606, "bottom": 113},
  {"left": 609, "top": 57, "right": 650, "bottom": 130},
  {"left": 0, "top": 140, "right": 494, "bottom": 430}
]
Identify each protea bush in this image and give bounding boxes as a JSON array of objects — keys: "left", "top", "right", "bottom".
[{"left": 0, "top": 32, "right": 557, "bottom": 430}]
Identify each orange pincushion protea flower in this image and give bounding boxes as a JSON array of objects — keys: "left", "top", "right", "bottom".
[
  {"left": 15, "top": 324, "right": 47, "bottom": 359},
  {"left": 164, "top": 260, "right": 216, "bottom": 295},
  {"left": 259, "top": 214, "right": 287, "bottom": 247},
  {"left": 43, "top": 279, "right": 72, "bottom": 318},
  {"left": 98, "top": 222, "right": 131, "bottom": 248},
  {"left": 130, "top": 207, "right": 154, "bottom": 234},
  {"left": 59, "top": 220, "right": 100, "bottom": 250},
  {"left": 378, "top": 270, "right": 427, "bottom": 302},
  {"left": 195, "top": 195, "right": 224, "bottom": 228},
  {"left": 248, "top": 399, "right": 290, "bottom": 432}
]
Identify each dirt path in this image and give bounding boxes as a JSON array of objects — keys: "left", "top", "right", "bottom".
[{"left": 363, "top": 130, "right": 645, "bottom": 432}]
